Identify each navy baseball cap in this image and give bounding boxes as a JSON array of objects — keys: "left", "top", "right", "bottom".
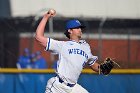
[{"left": 65, "top": 19, "right": 85, "bottom": 30}]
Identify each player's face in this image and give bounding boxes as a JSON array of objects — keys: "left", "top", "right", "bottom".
[{"left": 70, "top": 27, "right": 82, "bottom": 39}]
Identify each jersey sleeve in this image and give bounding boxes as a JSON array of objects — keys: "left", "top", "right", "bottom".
[
  {"left": 86, "top": 44, "right": 98, "bottom": 66},
  {"left": 45, "top": 38, "right": 63, "bottom": 53},
  {"left": 87, "top": 55, "right": 98, "bottom": 66}
]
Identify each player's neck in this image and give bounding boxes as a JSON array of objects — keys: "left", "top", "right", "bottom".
[{"left": 70, "top": 37, "right": 80, "bottom": 43}]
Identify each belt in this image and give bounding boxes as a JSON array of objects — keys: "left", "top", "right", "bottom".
[{"left": 57, "top": 76, "right": 75, "bottom": 87}]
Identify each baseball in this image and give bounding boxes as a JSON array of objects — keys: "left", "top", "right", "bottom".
[{"left": 49, "top": 9, "right": 56, "bottom": 16}]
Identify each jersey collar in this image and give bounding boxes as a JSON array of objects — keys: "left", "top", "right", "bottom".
[{"left": 70, "top": 40, "right": 86, "bottom": 44}]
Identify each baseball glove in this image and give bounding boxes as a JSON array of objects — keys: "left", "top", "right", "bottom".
[{"left": 99, "top": 57, "right": 120, "bottom": 75}]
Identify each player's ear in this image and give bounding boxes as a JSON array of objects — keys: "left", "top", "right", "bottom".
[{"left": 68, "top": 29, "right": 72, "bottom": 34}]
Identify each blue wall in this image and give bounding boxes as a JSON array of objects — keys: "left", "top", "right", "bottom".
[{"left": 0, "top": 73, "right": 140, "bottom": 93}]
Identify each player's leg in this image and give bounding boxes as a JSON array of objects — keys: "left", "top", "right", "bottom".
[
  {"left": 45, "top": 77, "right": 72, "bottom": 93},
  {"left": 71, "top": 84, "right": 89, "bottom": 93},
  {"left": 45, "top": 77, "right": 65, "bottom": 93},
  {"left": 45, "top": 77, "right": 56, "bottom": 93}
]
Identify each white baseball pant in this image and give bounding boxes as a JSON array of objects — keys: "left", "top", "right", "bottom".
[{"left": 45, "top": 77, "right": 89, "bottom": 93}]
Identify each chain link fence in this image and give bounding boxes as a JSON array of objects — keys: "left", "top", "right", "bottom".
[{"left": 0, "top": 17, "right": 140, "bottom": 68}]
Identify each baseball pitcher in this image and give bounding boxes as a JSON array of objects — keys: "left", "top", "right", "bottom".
[{"left": 35, "top": 9, "right": 117, "bottom": 93}]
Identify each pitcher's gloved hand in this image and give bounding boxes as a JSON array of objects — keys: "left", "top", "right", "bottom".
[{"left": 99, "top": 58, "right": 120, "bottom": 75}]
